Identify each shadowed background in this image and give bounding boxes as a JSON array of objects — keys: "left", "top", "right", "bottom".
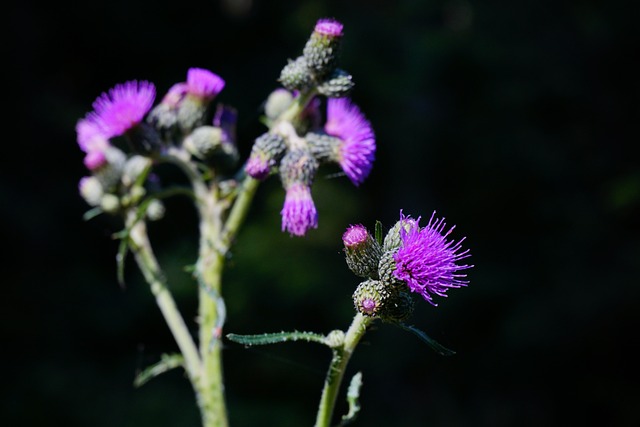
[{"left": 5, "top": 0, "right": 639, "bottom": 426}]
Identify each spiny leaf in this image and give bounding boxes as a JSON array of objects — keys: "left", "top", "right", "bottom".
[
  {"left": 134, "top": 353, "right": 184, "bottom": 388},
  {"left": 374, "top": 220, "right": 384, "bottom": 246},
  {"left": 338, "top": 372, "right": 363, "bottom": 426},
  {"left": 227, "top": 331, "right": 330, "bottom": 347},
  {"left": 397, "top": 323, "right": 456, "bottom": 356}
]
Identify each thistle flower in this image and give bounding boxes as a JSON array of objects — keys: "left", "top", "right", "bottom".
[
  {"left": 280, "top": 182, "right": 318, "bottom": 236},
  {"left": 76, "top": 118, "right": 109, "bottom": 153},
  {"left": 91, "top": 80, "right": 156, "bottom": 138},
  {"left": 83, "top": 150, "right": 107, "bottom": 171},
  {"left": 303, "top": 18, "right": 344, "bottom": 77},
  {"left": 186, "top": 68, "right": 225, "bottom": 101},
  {"left": 245, "top": 133, "right": 287, "bottom": 180},
  {"left": 392, "top": 212, "right": 472, "bottom": 305},
  {"left": 325, "top": 98, "right": 375, "bottom": 186}
]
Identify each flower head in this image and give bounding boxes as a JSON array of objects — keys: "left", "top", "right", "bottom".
[
  {"left": 343, "top": 224, "right": 383, "bottom": 278},
  {"left": 314, "top": 18, "right": 344, "bottom": 38},
  {"left": 280, "top": 183, "right": 318, "bottom": 236},
  {"left": 325, "top": 98, "right": 375, "bottom": 186},
  {"left": 76, "top": 118, "right": 110, "bottom": 153},
  {"left": 161, "top": 83, "right": 188, "bottom": 107},
  {"left": 186, "top": 68, "right": 225, "bottom": 100},
  {"left": 83, "top": 150, "right": 107, "bottom": 171},
  {"left": 91, "top": 80, "right": 156, "bottom": 138},
  {"left": 392, "top": 211, "right": 472, "bottom": 305}
]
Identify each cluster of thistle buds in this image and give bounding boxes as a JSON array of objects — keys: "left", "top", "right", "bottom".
[
  {"left": 345, "top": 212, "right": 473, "bottom": 322},
  {"left": 245, "top": 18, "right": 376, "bottom": 236},
  {"left": 76, "top": 67, "right": 237, "bottom": 219}
]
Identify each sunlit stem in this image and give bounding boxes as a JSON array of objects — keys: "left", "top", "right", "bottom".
[{"left": 314, "top": 313, "right": 373, "bottom": 427}]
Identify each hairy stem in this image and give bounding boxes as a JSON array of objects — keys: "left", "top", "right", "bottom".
[
  {"left": 127, "top": 214, "right": 202, "bottom": 386},
  {"left": 314, "top": 313, "right": 373, "bottom": 427}
]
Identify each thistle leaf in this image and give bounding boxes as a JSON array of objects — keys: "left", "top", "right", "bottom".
[
  {"left": 338, "top": 372, "right": 363, "bottom": 426},
  {"left": 397, "top": 323, "right": 456, "bottom": 356},
  {"left": 134, "top": 353, "right": 185, "bottom": 388}
]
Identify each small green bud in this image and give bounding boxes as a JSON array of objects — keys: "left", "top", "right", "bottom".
[
  {"left": 343, "top": 224, "right": 383, "bottom": 279},
  {"left": 325, "top": 330, "right": 345, "bottom": 348},
  {"left": 380, "top": 291, "right": 415, "bottom": 323},
  {"left": 378, "top": 250, "right": 401, "bottom": 287},
  {"left": 383, "top": 216, "right": 421, "bottom": 252},
  {"left": 317, "top": 69, "right": 354, "bottom": 98},
  {"left": 94, "top": 146, "right": 127, "bottom": 191},
  {"left": 264, "top": 89, "right": 294, "bottom": 121},
  {"left": 146, "top": 199, "right": 165, "bottom": 221},
  {"left": 306, "top": 131, "right": 341, "bottom": 163},
  {"left": 352, "top": 279, "right": 391, "bottom": 317},
  {"left": 100, "top": 193, "right": 120, "bottom": 214},
  {"left": 177, "top": 96, "right": 207, "bottom": 133},
  {"left": 121, "top": 155, "right": 152, "bottom": 188},
  {"left": 279, "top": 148, "right": 318, "bottom": 188},
  {"left": 79, "top": 176, "right": 104, "bottom": 207},
  {"left": 279, "top": 56, "right": 313, "bottom": 91}
]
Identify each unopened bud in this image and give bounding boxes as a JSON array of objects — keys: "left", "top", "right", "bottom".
[
  {"left": 279, "top": 149, "right": 318, "bottom": 188},
  {"left": 146, "top": 199, "right": 165, "bottom": 221},
  {"left": 302, "top": 18, "right": 344, "bottom": 78},
  {"left": 100, "top": 193, "right": 120, "bottom": 214},
  {"left": 245, "top": 133, "right": 287, "bottom": 180},
  {"left": 381, "top": 291, "right": 415, "bottom": 323},
  {"left": 94, "top": 146, "right": 127, "bottom": 191},
  {"left": 264, "top": 88, "right": 294, "bottom": 121},
  {"left": 279, "top": 56, "right": 313, "bottom": 91},
  {"left": 122, "top": 155, "right": 152, "bottom": 188},
  {"left": 343, "top": 224, "right": 383, "bottom": 278},
  {"left": 383, "top": 216, "right": 421, "bottom": 252},
  {"left": 306, "top": 131, "right": 340, "bottom": 163},
  {"left": 317, "top": 69, "right": 354, "bottom": 98},
  {"left": 352, "top": 279, "right": 391, "bottom": 317},
  {"left": 78, "top": 176, "right": 104, "bottom": 207},
  {"left": 184, "top": 126, "right": 224, "bottom": 159}
]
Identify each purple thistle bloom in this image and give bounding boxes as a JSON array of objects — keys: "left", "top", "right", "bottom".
[
  {"left": 325, "top": 98, "right": 376, "bottom": 186},
  {"left": 314, "top": 18, "right": 344, "bottom": 38},
  {"left": 281, "top": 183, "right": 318, "bottom": 236},
  {"left": 186, "top": 68, "right": 225, "bottom": 100},
  {"left": 91, "top": 80, "right": 156, "bottom": 138},
  {"left": 343, "top": 224, "right": 369, "bottom": 247},
  {"left": 76, "top": 118, "right": 110, "bottom": 153},
  {"left": 393, "top": 211, "right": 472, "bottom": 305}
]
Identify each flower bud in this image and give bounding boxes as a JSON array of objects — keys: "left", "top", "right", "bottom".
[
  {"left": 94, "top": 146, "right": 127, "bottom": 191},
  {"left": 184, "top": 126, "right": 223, "bottom": 159},
  {"left": 383, "top": 214, "right": 421, "bottom": 252},
  {"left": 264, "top": 88, "right": 294, "bottom": 121},
  {"left": 100, "top": 193, "right": 120, "bottom": 214},
  {"left": 378, "top": 250, "right": 402, "bottom": 288},
  {"left": 380, "top": 291, "right": 415, "bottom": 323},
  {"left": 305, "top": 131, "right": 340, "bottom": 163},
  {"left": 279, "top": 56, "right": 313, "bottom": 91},
  {"left": 78, "top": 176, "right": 104, "bottom": 207},
  {"left": 121, "top": 155, "right": 152, "bottom": 188},
  {"left": 352, "top": 279, "right": 391, "bottom": 317},
  {"left": 126, "top": 122, "right": 163, "bottom": 156},
  {"left": 279, "top": 149, "right": 318, "bottom": 188},
  {"left": 317, "top": 69, "right": 354, "bottom": 98},
  {"left": 343, "top": 224, "right": 382, "bottom": 279},
  {"left": 146, "top": 199, "right": 165, "bottom": 221},
  {"left": 245, "top": 133, "right": 287, "bottom": 180},
  {"left": 302, "top": 18, "right": 344, "bottom": 78}
]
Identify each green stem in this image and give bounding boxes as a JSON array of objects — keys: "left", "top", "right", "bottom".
[
  {"left": 127, "top": 214, "right": 202, "bottom": 385},
  {"left": 314, "top": 313, "right": 373, "bottom": 427}
]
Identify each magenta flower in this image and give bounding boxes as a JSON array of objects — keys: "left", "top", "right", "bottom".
[
  {"left": 186, "top": 68, "right": 225, "bottom": 100},
  {"left": 314, "top": 18, "right": 344, "bottom": 38},
  {"left": 91, "top": 80, "right": 156, "bottom": 138},
  {"left": 343, "top": 224, "right": 369, "bottom": 247},
  {"left": 393, "top": 212, "right": 472, "bottom": 305},
  {"left": 76, "top": 118, "right": 110, "bottom": 153},
  {"left": 161, "top": 82, "right": 188, "bottom": 107},
  {"left": 280, "top": 183, "right": 318, "bottom": 236},
  {"left": 325, "top": 98, "right": 376, "bottom": 186}
]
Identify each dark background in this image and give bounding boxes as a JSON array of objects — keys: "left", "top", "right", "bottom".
[{"left": 5, "top": 0, "right": 639, "bottom": 426}]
